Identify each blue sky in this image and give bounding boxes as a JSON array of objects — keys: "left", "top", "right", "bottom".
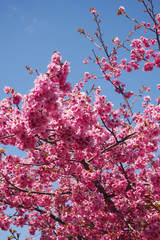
[
  {"left": 0, "top": 0, "right": 160, "bottom": 239},
  {"left": 0, "top": 0, "right": 160, "bottom": 107}
]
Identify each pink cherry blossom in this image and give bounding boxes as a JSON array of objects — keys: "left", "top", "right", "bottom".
[
  {"left": 83, "top": 58, "right": 89, "bottom": 64},
  {"left": 118, "top": 6, "right": 125, "bottom": 14},
  {"left": 156, "top": 13, "right": 160, "bottom": 23},
  {"left": 113, "top": 37, "right": 120, "bottom": 45},
  {"left": 12, "top": 93, "right": 22, "bottom": 105},
  {"left": 4, "top": 86, "right": 12, "bottom": 94},
  {"left": 0, "top": 1, "right": 160, "bottom": 239},
  {"left": 143, "top": 61, "right": 154, "bottom": 71},
  {"left": 144, "top": 95, "right": 151, "bottom": 101},
  {"left": 90, "top": 8, "right": 96, "bottom": 14}
]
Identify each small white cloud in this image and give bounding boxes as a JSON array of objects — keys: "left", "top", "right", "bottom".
[
  {"left": 32, "top": 17, "right": 38, "bottom": 23},
  {"left": 6, "top": 5, "right": 18, "bottom": 17},
  {"left": 32, "top": 17, "right": 44, "bottom": 27},
  {"left": 21, "top": 14, "right": 25, "bottom": 24},
  {"left": 12, "top": 7, "right": 17, "bottom": 11},
  {"left": 6, "top": 5, "right": 44, "bottom": 34},
  {"left": 25, "top": 26, "right": 34, "bottom": 34},
  {"left": 6, "top": 13, "right": 13, "bottom": 18},
  {"left": 24, "top": 17, "right": 44, "bottom": 34}
]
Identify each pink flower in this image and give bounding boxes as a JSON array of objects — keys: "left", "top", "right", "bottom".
[
  {"left": 117, "top": 6, "right": 125, "bottom": 15},
  {"left": 156, "top": 13, "right": 160, "bottom": 23},
  {"left": 4, "top": 86, "right": 12, "bottom": 94},
  {"left": 101, "top": 57, "right": 106, "bottom": 63},
  {"left": 130, "top": 39, "right": 142, "bottom": 48},
  {"left": 13, "top": 93, "right": 22, "bottom": 105},
  {"left": 92, "top": 75, "right": 97, "bottom": 79},
  {"left": 140, "top": 37, "right": 150, "bottom": 48},
  {"left": 143, "top": 62, "right": 154, "bottom": 71},
  {"left": 90, "top": 8, "right": 96, "bottom": 14},
  {"left": 121, "top": 58, "right": 127, "bottom": 65},
  {"left": 124, "top": 91, "right": 133, "bottom": 99},
  {"left": 146, "top": 87, "right": 150, "bottom": 92},
  {"left": 95, "top": 86, "right": 101, "bottom": 94},
  {"left": 84, "top": 72, "right": 91, "bottom": 82},
  {"left": 150, "top": 39, "right": 157, "bottom": 45},
  {"left": 126, "top": 66, "right": 132, "bottom": 72},
  {"left": 154, "top": 56, "right": 160, "bottom": 68},
  {"left": 112, "top": 78, "right": 121, "bottom": 86},
  {"left": 113, "top": 37, "right": 120, "bottom": 46},
  {"left": 144, "top": 95, "right": 151, "bottom": 101},
  {"left": 156, "top": 96, "right": 160, "bottom": 103},
  {"left": 83, "top": 58, "right": 89, "bottom": 64}
]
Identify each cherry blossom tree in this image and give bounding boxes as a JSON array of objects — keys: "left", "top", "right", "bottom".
[{"left": 1, "top": 0, "right": 160, "bottom": 239}]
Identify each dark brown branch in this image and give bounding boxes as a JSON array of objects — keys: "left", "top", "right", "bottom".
[
  {"left": 2, "top": 173, "right": 70, "bottom": 196},
  {"left": 119, "top": 162, "right": 132, "bottom": 191},
  {"left": 88, "top": 132, "right": 137, "bottom": 163},
  {"left": 35, "top": 134, "right": 60, "bottom": 144},
  {"left": 142, "top": 0, "right": 160, "bottom": 49},
  {"left": 81, "top": 159, "right": 90, "bottom": 170},
  {"left": 0, "top": 198, "right": 65, "bottom": 226},
  {"left": 92, "top": 49, "right": 133, "bottom": 116},
  {"left": 93, "top": 180, "right": 117, "bottom": 212},
  {"left": 0, "top": 134, "right": 15, "bottom": 140},
  {"left": 101, "top": 118, "right": 118, "bottom": 142},
  {"left": 34, "top": 207, "right": 65, "bottom": 225},
  {"left": 80, "top": 160, "right": 118, "bottom": 211}
]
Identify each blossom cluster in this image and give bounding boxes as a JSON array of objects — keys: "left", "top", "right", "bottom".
[{"left": 0, "top": 2, "right": 160, "bottom": 240}]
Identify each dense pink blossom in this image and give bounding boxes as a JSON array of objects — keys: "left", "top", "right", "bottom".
[
  {"left": 12, "top": 93, "right": 22, "bottom": 105},
  {"left": 0, "top": 1, "right": 160, "bottom": 239},
  {"left": 143, "top": 61, "right": 154, "bottom": 71}
]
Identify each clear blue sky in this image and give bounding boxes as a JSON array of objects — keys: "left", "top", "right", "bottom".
[
  {"left": 0, "top": 0, "right": 160, "bottom": 106},
  {"left": 0, "top": 0, "right": 160, "bottom": 239}
]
